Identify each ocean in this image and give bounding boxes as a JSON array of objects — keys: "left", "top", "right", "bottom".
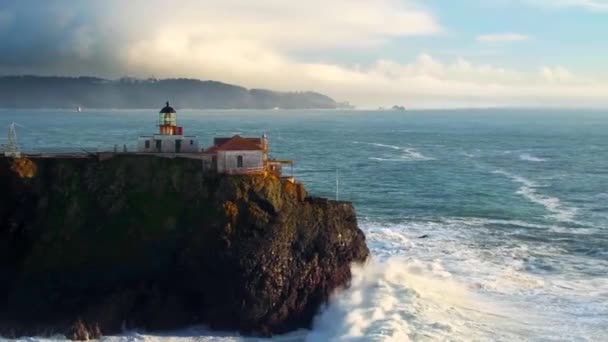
[{"left": 1, "top": 109, "right": 607, "bottom": 341}]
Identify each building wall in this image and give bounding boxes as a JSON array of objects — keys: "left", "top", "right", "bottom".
[
  {"left": 217, "top": 150, "right": 264, "bottom": 173},
  {"left": 137, "top": 135, "right": 200, "bottom": 153},
  {"left": 200, "top": 154, "right": 215, "bottom": 172}
]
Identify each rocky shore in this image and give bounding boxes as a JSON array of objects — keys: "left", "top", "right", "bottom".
[{"left": 0, "top": 154, "right": 368, "bottom": 340}]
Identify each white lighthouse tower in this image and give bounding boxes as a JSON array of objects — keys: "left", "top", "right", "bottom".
[{"left": 137, "top": 102, "right": 200, "bottom": 153}]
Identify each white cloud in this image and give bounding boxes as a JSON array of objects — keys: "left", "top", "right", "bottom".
[
  {"left": 300, "top": 55, "right": 608, "bottom": 107},
  {"left": 526, "top": 0, "right": 608, "bottom": 11},
  {"left": 2, "top": 0, "right": 608, "bottom": 108},
  {"left": 476, "top": 33, "right": 530, "bottom": 43},
  {"left": 540, "top": 66, "right": 574, "bottom": 82},
  {"left": 125, "top": 40, "right": 608, "bottom": 107},
  {"left": 112, "top": 0, "right": 441, "bottom": 50}
]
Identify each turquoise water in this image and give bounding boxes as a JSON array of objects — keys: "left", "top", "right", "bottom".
[{"left": 2, "top": 109, "right": 607, "bottom": 341}]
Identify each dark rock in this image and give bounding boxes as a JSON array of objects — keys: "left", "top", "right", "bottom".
[{"left": 0, "top": 155, "right": 369, "bottom": 339}]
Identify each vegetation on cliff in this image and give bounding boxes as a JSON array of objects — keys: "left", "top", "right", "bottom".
[{"left": 0, "top": 155, "right": 368, "bottom": 339}]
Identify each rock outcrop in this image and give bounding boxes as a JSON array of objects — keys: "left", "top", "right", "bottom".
[{"left": 0, "top": 155, "right": 368, "bottom": 339}]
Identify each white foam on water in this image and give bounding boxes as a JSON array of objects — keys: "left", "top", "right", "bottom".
[
  {"left": 493, "top": 170, "right": 578, "bottom": 222},
  {"left": 353, "top": 141, "right": 401, "bottom": 150},
  {"left": 595, "top": 192, "right": 608, "bottom": 200},
  {"left": 369, "top": 143, "right": 402, "bottom": 150},
  {"left": 306, "top": 258, "right": 531, "bottom": 342},
  {"left": 368, "top": 157, "right": 404, "bottom": 162},
  {"left": 356, "top": 141, "right": 434, "bottom": 162},
  {"left": 356, "top": 219, "right": 608, "bottom": 341},
  {"left": 519, "top": 153, "right": 546, "bottom": 162},
  {"left": 401, "top": 148, "right": 433, "bottom": 161}
]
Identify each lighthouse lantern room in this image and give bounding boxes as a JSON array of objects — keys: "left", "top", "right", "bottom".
[{"left": 137, "top": 102, "right": 200, "bottom": 153}]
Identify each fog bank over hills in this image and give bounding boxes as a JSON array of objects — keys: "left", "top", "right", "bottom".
[{"left": 0, "top": 76, "right": 346, "bottom": 109}]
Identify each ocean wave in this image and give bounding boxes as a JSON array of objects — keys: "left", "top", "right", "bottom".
[
  {"left": 401, "top": 148, "right": 433, "bottom": 161},
  {"left": 492, "top": 170, "right": 577, "bottom": 222},
  {"left": 353, "top": 141, "right": 401, "bottom": 150},
  {"left": 519, "top": 153, "right": 546, "bottom": 162},
  {"left": 356, "top": 218, "right": 608, "bottom": 340},
  {"left": 307, "top": 257, "right": 523, "bottom": 342},
  {"left": 368, "top": 157, "right": 404, "bottom": 162},
  {"left": 369, "top": 142, "right": 402, "bottom": 150},
  {"left": 355, "top": 141, "right": 434, "bottom": 161}
]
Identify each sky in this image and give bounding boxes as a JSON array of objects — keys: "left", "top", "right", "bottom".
[{"left": 1, "top": 0, "right": 607, "bottom": 108}]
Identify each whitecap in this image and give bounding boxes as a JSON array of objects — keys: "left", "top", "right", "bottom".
[
  {"left": 306, "top": 257, "right": 532, "bottom": 342},
  {"left": 492, "top": 170, "right": 577, "bottom": 222},
  {"left": 402, "top": 148, "right": 434, "bottom": 161},
  {"left": 358, "top": 141, "right": 434, "bottom": 162},
  {"left": 519, "top": 153, "right": 546, "bottom": 162},
  {"left": 354, "top": 141, "right": 402, "bottom": 150},
  {"left": 369, "top": 157, "right": 403, "bottom": 162}
]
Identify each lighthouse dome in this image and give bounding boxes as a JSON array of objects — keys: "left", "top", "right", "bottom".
[{"left": 160, "top": 101, "right": 176, "bottom": 114}]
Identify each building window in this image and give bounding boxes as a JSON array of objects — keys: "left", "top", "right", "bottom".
[
  {"left": 190, "top": 140, "right": 194, "bottom": 145},
  {"left": 155, "top": 140, "right": 162, "bottom": 152},
  {"left": 237, "top": 155, "right": 243, "bottom": 168},
  {"left": 145, "top": 140, "right": 150, "bottom": 149}
]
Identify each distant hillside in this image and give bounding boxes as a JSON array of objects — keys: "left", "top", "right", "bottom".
[{"left": 0, "top": 76, "right": 342, "bottom": 109}]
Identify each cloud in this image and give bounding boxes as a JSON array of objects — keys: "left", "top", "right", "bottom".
[
  {"left": 540, "top": 66, "right": 574, "bottom": 82},
  {"left": 476, "top": 33, "right": 530, "bottom": 43},
  {"left": 1, "top": 0, "right": 608, "bottom": 107},
  {"left": 526, "top": 0, "right": 608, "bottom": 11},
  {"left": 0, "top": 0, "right": 440, "bottom": 73},
  {"left": 292, "top": 55, "right": 608, "bottom": 108}
]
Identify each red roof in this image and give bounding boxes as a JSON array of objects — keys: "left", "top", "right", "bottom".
[
  {"left": 203, "top": 145, "right": 219, "bottom": 154},
  {"left": 214, "top": 136, "right": 263, "bottom": 146},
  {"left": 207, "top": 135, "right": 264, "bottom": 152}
]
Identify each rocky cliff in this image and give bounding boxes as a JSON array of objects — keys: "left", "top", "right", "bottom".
[{"left": 0, "top": 155, "right": 368, "bottom": 339}]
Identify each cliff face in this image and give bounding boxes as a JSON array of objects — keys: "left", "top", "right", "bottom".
[{"left": 0, "top": 155, "right": 368, "bottom": 339}]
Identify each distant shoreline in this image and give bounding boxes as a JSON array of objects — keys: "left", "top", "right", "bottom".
[{"left": 0, "top": 107, "right": 607, "bottom": 112}]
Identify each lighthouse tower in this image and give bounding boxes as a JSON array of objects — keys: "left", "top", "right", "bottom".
[
  {"left": 137, "top": 102, "right": 200, "bottom": 153},
  {"left": 158, "top": 101, "right": 181, "bottom": 135}
]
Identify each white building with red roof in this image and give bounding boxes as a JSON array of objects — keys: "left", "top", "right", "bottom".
[
  {"left": 203, "top": 135, "right": 268, "bottom": 174},
  {"left": 134, "top": 101, "right": 291, "bottom": 176}
]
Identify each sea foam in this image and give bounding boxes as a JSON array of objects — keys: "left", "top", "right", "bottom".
[
  {"left": 493, "top": 170, "right": 577, "bottom": 222},
  {"left": 306, "top": 258, "right": 515, "bottom": 342},
  {"left": 519, "top": 153, "right": 546, "bottom": 162},
  {"left": 355, "top": 141, "right": 434, "bottom": 161}
]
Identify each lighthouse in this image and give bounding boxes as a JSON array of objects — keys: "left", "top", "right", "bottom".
[
  {"left": 137, "top": 102, "right": 200, "bottom": 153},
  {"left": 158, "top": 101, "right": 181, "bottom": 135}
]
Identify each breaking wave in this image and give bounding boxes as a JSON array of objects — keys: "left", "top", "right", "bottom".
[
  {"left": 306, "top": 258, "right": 527, "bottom": 342},
  {"left": 354, "top": 141, "right": 434, "bottom": 161},
  {"left": 519, "top": 153, "right": 546, "bottom": 162},
  {"left": 493, "top": 170, "right": 577, "bottom": 222}
]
